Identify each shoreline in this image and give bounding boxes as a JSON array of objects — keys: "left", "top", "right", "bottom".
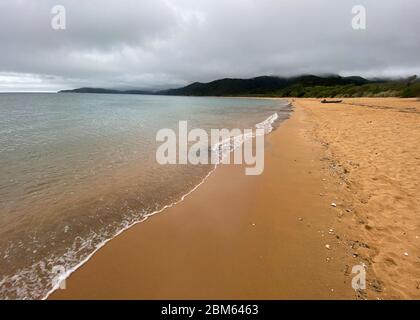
[
  {"left": 44, "top": 168, "right": 217, "bottom": 300},
  {"left": 49, "top": 98, "right": 420, "bottom": 299},
  {"left": 43, "top": 107, "right": 284, "bottom": 300},
  {"left": 49, "top": 97, "right": 420, "bottom": 300},
  {"left": 50, "top": 98, "right": 357, "bottom": 299}
]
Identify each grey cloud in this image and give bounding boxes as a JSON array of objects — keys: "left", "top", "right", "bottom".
[{"left": 0, "top": 0, "right": 419, "bottom": 91}]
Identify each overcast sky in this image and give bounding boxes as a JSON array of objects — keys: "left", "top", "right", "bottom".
[{"left": 0, "top": 0, "right": 419, "bottom": 92}]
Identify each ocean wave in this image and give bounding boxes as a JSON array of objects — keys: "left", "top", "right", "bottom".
[{"left": 211, "top": 112, "right": 279, "bottom": 163}]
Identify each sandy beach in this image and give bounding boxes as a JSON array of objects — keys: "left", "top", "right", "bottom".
[
  {"left": 296, "top": 98, "right": 420, "bottom": 299},
  {"left": 2, "top": 0, "right": 420, "bottom": 305},
  {"left": 50, "top": 98, "right": 420, "bottom": 300}
]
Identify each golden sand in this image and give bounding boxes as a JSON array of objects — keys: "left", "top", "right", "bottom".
[
  {"left": 295, "top": 98, "right": 420, "bottom": 299},
  {"left": 50, "top": 98, "right": 420, "bottom": 300}
]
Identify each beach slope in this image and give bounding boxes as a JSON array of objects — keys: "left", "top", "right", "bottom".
[{"left": 50, "top": 100, "right": 356, "bottom": 299}]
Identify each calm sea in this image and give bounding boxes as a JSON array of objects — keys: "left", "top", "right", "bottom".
[{"left": 0, "top": 93, "right": 290, "bottom": 299}]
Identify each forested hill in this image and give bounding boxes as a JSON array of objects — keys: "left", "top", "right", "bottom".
[
  {"left": 59, "top": 74, "right": 420, "bottom": 97},
  {"left": 157, "top": 75, "right": 368, "bottom": 96}
]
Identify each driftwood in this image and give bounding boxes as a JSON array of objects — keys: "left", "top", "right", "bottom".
[{"left": 321, "top": 99, "right": 343, "bottom": 104}]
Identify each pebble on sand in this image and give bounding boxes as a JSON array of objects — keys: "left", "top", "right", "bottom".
[
  {"left": 325, "top": 244, "right": 331, "bottom": 250},
  {"left": 404, "top": 252, "right": 409, "bottom": 256},
  {"left": 331, "top": 202, "right": 337, "bottom": 207}
]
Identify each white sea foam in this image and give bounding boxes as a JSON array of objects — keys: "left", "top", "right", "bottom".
[{"left": 211, "top": 112, "right": 279, "bottom": 164}]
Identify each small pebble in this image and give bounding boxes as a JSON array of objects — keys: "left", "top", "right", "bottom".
[
  {"left": 331, "top": 203, "right": 337, "bottom": 207},
  {"left": 404, "top": 252, "right": 409, "bottom": 256},
  {"left": 325, "top": 244, "right": 331, "bottom": 250}
]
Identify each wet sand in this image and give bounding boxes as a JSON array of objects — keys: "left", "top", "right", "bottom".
[{"left": 50, "top": 99, "right": 357, "bottom": 299}]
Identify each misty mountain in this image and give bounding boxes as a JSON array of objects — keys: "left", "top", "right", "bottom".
[
  {"left": 157, "top": 75, "right": 369, "bottom": 96},
  {"left": 58, "top": 74, "right": 420, "bottom": 97}
]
